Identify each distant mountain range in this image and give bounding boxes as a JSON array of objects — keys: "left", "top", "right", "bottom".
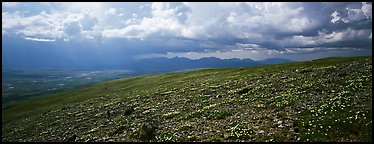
[
  {"left": 3, "top": 54, "right": 293, "bottom": 76},
  {"left": 124, "top": 57, "right": 293, "bottom": 75}
]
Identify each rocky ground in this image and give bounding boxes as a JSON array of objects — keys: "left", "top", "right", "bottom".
[{"left": 2, "top": 56, "right": 372, "bottom": 142}]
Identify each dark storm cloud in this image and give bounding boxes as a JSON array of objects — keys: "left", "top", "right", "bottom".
[{"left": 2, "top": 2, "right": 372, "bottom": 65}]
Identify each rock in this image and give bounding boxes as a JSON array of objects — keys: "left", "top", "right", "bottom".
[
  {"left": 107, "top": 139, "right": 115, "bottom": 142},
  {"left": 289, "top": 128, "right": 294, "bottom": 132},
  {"left": 272, "top": 117, "right": 278, "bottom": 121},
  {"left": 258, "top": 130, "right": 265, "bottom": 134},
  {"left": 223, "top": 132, "right": 231, "bottom": 139},
  {"left": 280, "top": 76, "right": 288, "bottom": 79},
  {"left": 142, "top": 110, "right": 151, "bottom": 115},
  {"left": 277, "top": 121, "right": 283, "bottom": 125},
  {"left": 216, "top": 94, "right": 222, "bottom": 98}
]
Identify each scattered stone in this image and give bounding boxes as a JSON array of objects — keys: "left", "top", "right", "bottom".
[
  {"left": 258, "top": 130, "right": 265, "bottom": 134},
  {"left": 107, "top": 139, "right": 115, "bottom": 142},
  {"left": 277, "top": 121, "right": 283, "bottom": 125},
  {"left": 2, "top": 57, "right": 371, "bottom": 142},
  {"left": 216, "top": 94, "right": 222, "bottom": 98},
  {"left": 142, "top": 110, "right": 151, "bottom": 115},
  {"left": 223, "top": 132, "right": 231, "bottom": 139}
]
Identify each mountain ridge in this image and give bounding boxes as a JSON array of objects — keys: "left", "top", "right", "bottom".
[{"left": 125, "top": 57, "right": 293, "bottom": 74}]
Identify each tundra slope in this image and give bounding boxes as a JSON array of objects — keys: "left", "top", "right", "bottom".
[{"left": 2, "top": 56, "right": 372, "bottom": 142}]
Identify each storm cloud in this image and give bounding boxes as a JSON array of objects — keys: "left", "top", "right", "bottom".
[{"left": 2, "top": 2, "right": 372, "bottom": 66}]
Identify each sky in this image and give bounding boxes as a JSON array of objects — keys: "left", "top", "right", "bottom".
[{"left": 2, "top": 2, "right": 372, "bottom": 68}]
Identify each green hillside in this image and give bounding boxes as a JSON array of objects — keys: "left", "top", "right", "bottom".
[{"left": 2, "top": 56, "right": 372, "bottom": 142}]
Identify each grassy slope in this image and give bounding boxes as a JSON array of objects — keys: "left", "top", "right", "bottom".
[{"left": 2, "top": 56, "right": 372, "bottom": 142}]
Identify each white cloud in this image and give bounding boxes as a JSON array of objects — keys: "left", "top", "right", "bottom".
[
  {"left": 2, "top": 7, "right": 102, "bottom": 41},
  {"left": 361, "top": 2, "right": 372, "bottom": 18},
  {"left": 103, "top": 2, "right": 314, "bottom": 40},
  {"left": 102, "top": 2, "right": 184, "bottom": 39},
  {"left": 139, "top": 45, "right": 363, "bottom": 61},
  {"left": 102, "top": 25, "right": 144, "bottom": 39},
  {"left": 235, "top": 43, "right": 261, "bottom": 49},
  {"left": 24, "top": 37, "right": 55, "bottom": 42},
  {"left": 151, "top": 2, "right": 175, "bottom": 18},
  {"left": 2, "top": 2, "right": 372, "bottom": 51},
  {"left": 86, "top": 35, "right": 94, "bottom": 39},
  {"left": 103, "top": 16, "right": 183, "bottom": 39},
  {"left": 331, "top": 2, "right": 372, "bottom": 24},
  {"left": 288, "top": 28, "right": 371, "bottom": 46},
  {"left": 138, "top": 47, "right": 284, "bottom": 61},
  {"left": 178, "top": 2, "right": 318, "bottom": 40},
  {"left": 285, "top": 48, "right": 322, "bottom": 53},
  {"left": 284, "top": 47, "right": 361, "bottom": 54},
  {"left": 331, "top": 11, "right": 341, "bottom": 23},
  {"left": 104, "top": 8, "right": 117, "bottom": 15},
  {"left": 2, "top": 2, "right": 19, "bottom": 7},
  {"left": 100, "top": 2, "right": 370, "bottom": 51},
  {"left": 2, "top": 11, "right": 29, "bottom": 30},
  {"left": 3, "top": 11, "right": 65, "bottom": 38}
]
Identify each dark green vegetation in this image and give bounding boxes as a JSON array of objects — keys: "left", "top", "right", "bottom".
[
  {"left": 2, "top": 69, "right": 131, "bottom": 108},
  {"left": 2, "top": 56, "right": 372, "bottom": 142}
]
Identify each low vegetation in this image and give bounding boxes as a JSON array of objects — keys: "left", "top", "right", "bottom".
[{"left": 2, "top": 56, "right": 372, "bottom": 142}]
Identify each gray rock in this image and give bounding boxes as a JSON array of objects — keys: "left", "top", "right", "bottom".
[
  {"left": 258, "top": 130, "right": 265, "bottom": 134},
  {"left": 142, "top": 110, "right": 151, "bottom": 115}
]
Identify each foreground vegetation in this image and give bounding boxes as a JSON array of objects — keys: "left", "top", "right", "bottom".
[{"left": 2, "top": 56, "right": 372, "bottom": 142}]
